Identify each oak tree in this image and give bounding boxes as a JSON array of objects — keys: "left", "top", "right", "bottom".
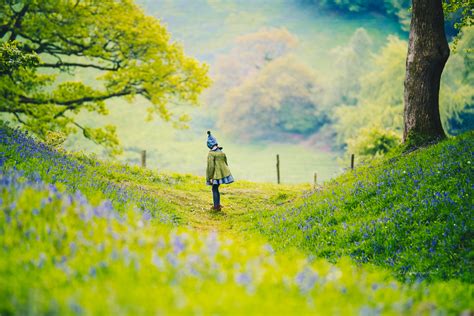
[
  {"left": 403, "top": 0, "right": 450, "bottom": 146},
  {"left": 0, "top": 0, "right": 210, "bottom": 153}
]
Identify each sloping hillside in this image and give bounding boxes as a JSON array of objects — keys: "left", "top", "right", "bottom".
[
  {"left": 1, "top": 124, "right": 472, "bottom": 314},
  {"left": 260, "top": 132, "right": 473, "bottom": 282}
]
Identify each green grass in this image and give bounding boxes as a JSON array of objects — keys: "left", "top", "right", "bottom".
[
  {"left": 258, "top": 132, "right": 474, "bottom": 282},
  {"left": 65, "top": 101, "right": 342, "bottom": 184},
  {"left": 1, "top": 125, "right": 473, "bottom": 314}
]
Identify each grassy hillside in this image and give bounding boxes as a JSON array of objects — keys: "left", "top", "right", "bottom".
[
  {"left": 1, "top": 124, "right": 473, "bottom": 314},
  {"left": 259, "top": 132, "right": 474, "bottom": 282}
]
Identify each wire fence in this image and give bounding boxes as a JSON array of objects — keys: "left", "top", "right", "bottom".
[{"left": 135, "top": 150, "right": 350, "bottom": 184}]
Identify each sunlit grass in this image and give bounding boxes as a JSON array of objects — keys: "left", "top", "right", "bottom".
[
  {"left": 259, "top": 131, "right": 474, "bottom": 282},
  {"left": 1, "top": 125, "right": 473, "bottom": 314}
]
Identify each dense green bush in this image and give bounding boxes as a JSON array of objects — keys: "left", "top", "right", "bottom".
[{"left": 347, "top": 126, "right": 401, "bottom": 158}]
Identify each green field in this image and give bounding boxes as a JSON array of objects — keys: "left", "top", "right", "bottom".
[
  {"left": 2, "top": 2, "right": 472, "bottom": 313},
  {"left": 66, "top": 101, "right": 342, "bottom": 184},
  {"left": 1, "top": 124, "right": 472, "bottom": 314}
]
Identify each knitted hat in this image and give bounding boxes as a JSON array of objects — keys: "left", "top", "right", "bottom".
[{"left": 207, "top": 131, "right": 218, "bottom": 149}]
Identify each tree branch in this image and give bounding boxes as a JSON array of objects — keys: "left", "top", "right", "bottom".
[
  {"left": 19, "top": 88, "right": 145, "bottom": 107},
  {"left": 38, "top": 61, "right": 119, "bottom": 71},
  {"left": 53, "top": 31, "right": 94, "bottom": 50},
  {"left": 8, "top": 1, "right": 31, "bottom": 41},
  {"left": 19, "top": 32, "right": 87, "bottom": 56},
  {"left": 0, "top": 24, "right": 11, "bottom": 39},
  {"left": 24, "top": 34, "right": 121, "bottom": 65},
  {"left": 72, "top": 121, "right": 89, "bottom": 138},
  {"left": 12, "top": 112, "right": 27, "bottom": 125}
]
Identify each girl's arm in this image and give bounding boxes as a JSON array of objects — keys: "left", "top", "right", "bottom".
[
  {"left": 224, "top": 154, "right": 228, "bottom": 166},
  {"left": 206, "top": 154, "right": 215, "bottom": 181}
]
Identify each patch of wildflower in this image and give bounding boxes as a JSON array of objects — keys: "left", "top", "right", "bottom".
[
  {"left": 2, "top": 169, "right": 472, "bottom": 314},
  {"left": 0, "top": 126, "right": 175, "bottom": 224},
  {"left": 260, "top": 132, "right": 474, "bottom": 282}
]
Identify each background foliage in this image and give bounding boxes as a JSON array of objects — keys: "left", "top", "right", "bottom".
[
  {"left": 1, "top": 0, "right": 473, "bottom": 181},
  {"left": 0, "top": 0, "right": 210, "bottom": 153}
]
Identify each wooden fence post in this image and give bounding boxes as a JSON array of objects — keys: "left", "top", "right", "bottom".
[
  {"left": 351, "top": 153, "right": 355, "bottom": 170},
  {"left": 141, "top": 150, "right": 146, "bottom": 168},
  {"left": 314, "top": 172, "right": 317, "bottom": 188},
  {"left": 276, "top": 154, "right": 280, "bottom": 184}
]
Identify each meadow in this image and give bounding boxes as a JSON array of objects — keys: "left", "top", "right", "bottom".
[
  {"left": 1, "top": 0, "right": 472, "bottom": 314},
  {"left": 1, "top": 123, "right": 473, "bottom": 314},
  {"left": 65, "top": 101, "right": 342, "bottom": 184}
]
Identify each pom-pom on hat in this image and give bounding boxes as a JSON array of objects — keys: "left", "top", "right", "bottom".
[{"left": 207, "top": 131, "right": 218, "bottom": 149}]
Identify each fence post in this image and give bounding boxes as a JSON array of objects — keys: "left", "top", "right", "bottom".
[
  {"left": 314, "top": 172, "right": 317, "bottom": 188},
  {"left": 276, "top": 154, "right": 280, "bottom": 184},
  {"left": 350, "top": 153, "right": 355, "bottom": 170},
  {"left": 141, "top": 150, "right": 146, "bottom": 168}
]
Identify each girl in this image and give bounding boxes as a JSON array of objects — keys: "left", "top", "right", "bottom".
[{"left": 206, "top": 131, "right": 234, "bottom": 211}]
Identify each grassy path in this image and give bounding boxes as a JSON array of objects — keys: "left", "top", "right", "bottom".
[
  {"left": 122, "top": 172, "right": 311, "bottom": 235},
  {"left": 3, "top": 127, "right": 473, "bottom": 315}
]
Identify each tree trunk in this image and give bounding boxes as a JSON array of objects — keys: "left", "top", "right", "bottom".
[{"left": 403, "top": 0, "right": 450, "bottom": 146}]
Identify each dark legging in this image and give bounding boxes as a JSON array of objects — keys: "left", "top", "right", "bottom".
[{"left": 212, "top": 184, "right": 220, "bottom": 207}]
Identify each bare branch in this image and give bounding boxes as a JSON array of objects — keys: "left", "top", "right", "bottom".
[
  {"left": 38, "top": 61, "right": 119, "bottom": 71},
  {"left": 17, "top": 88, "right": 146, "bottom": 118}
]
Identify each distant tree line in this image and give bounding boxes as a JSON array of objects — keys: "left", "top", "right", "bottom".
[
  {"left": 209, "top": 24, "right": 472, "bottom": 154},
  {"left": 300, "top": 0, "right": 469, "bottom": 36}
]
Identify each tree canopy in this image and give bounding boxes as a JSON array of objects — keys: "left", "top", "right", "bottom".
[
  {"left": 444, "top": 0, "right": 473, "bottom": 31},
  {"left": 0, "top": 41, "right": 38, "bottom": 75},
  {"left": 205, "top": 28, "right": 297, "bottom": 113},
  {"left": 0, "top": 0, "right": 211, "bottom": 153},
  {"left": 326, "top": 28, "right": 373, "bottom": 107},
  {"left": 332, "top": 27, "right": 473, "bottom": 152},
  {"left": 218, "top": 56, "right": 328, "bottom": 141},
  {"left": 303, "top": 0, "right": 472, "bottom": 34},
  {"left": 333, "top": 35, "right": 406, "bottom": 146}
]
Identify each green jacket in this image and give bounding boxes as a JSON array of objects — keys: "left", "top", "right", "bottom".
[{"left": 207, "top": 150, "right": 232, "bottom": 181}]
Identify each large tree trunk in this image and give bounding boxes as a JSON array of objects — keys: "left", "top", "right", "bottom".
[{"left": 403, "top": 0, "right": 450, "bottom": 146}]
